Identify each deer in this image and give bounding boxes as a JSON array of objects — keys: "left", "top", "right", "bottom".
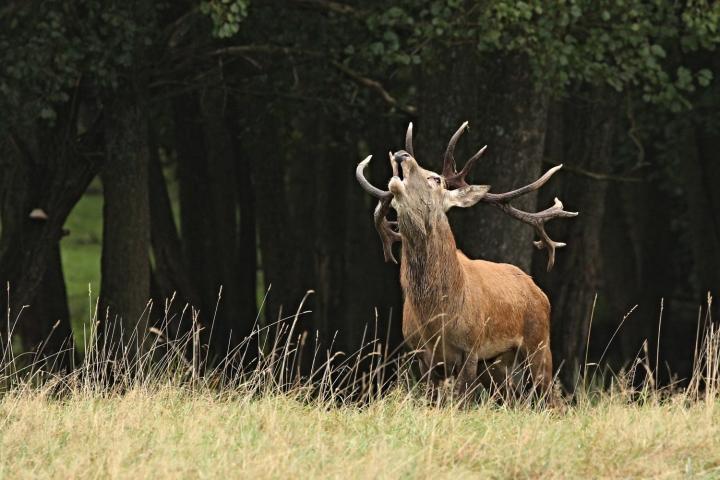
[{"left": 355, "top": 122, "right": 578, "bottom": 397}]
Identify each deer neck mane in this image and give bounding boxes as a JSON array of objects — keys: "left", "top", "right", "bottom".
[{"left": 399, "top": 210, "right": 465, "bottom": 317}]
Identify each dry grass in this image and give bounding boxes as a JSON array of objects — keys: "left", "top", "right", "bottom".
[
  {"left": 0, "top": 388, "right": 718, "bottom": 478},
  {"left": 1, "top": 294, "right": 719, "bottom": 479}
]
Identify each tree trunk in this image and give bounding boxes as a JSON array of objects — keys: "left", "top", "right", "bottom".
[
  {"left": 535, "top": 95, "right": 615, "bottom": 389},
  {"left": 148, "top": 128, "right": 200, "bottom": 332},
  {"left": 24, "top": 243, "right": 73, "bottom": 368},
  {"left": 685, "top": 124, "right": 720, "bottom": 296},
  {"left": 0, "top": 117, "right": 96, "bottom": 360},
  {"left": 228, "top": 100, "right": 258, "bottom": 344},
  {"left": 341, "top": 117, "right": 404, "bottom": 362},
  {"left": 417, "top": 52, "right": 549, "bottom": 272},
  {"left": 177, "top": 85, "right": 261, "bottom": 360},
  {"left": 199, "top": 82, "right": 243, "bottom": 356},
  {"left": 249, "top": 111, "right": 317, "bottom": 362},
  {"left": 100, "top": 98, "right": 151, "bottom": 344}
]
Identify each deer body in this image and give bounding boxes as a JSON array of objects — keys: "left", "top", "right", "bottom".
[
  {"left": 399, "top": 214, "right": 552, "bottom": 390},
  {"left": 356, "top": 122, "right": 576, "bottom": 393}
]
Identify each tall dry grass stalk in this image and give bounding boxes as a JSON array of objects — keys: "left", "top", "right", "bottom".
[
  {"left": 2, "top": 289, "right": 720, "bottom": 478},
  {"left": 1, "top": 287, "right": 719, "bottom": 410}
]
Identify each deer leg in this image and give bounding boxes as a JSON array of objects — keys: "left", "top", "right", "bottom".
[
  {"left": 455, "top": 351, "right": 478, "bottom": 398},
  {"left": 525, "top": 341, "right": 553, "bottom": 395},
  {"left": 418, "top": 350, "right": 432, "bottom": 381},
  {"left": 478, "top": 350, "right": 518, "bottom": 399}
]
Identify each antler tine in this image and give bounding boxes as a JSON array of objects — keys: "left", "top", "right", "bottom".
[
  {"left": 374, "top": 197, "right": 402, "bottom": 264},
  {"left": 481, "top": 164, "right": 578, "bottom": 271},
  {"left": 356, "top": 155, "right": 401, "bottom": 263},
  {"left": 443, "top": 121, "right": 469, "bottom": 178},
  {"left": 389, "top": 151, "right": 399, "bottom": 177},
  {"left": 530, "top": 198, "right": 578, "bottom": 270},
  {"left": 405, "top": 122, "right": 414, "bottom": 157},
  {"left": 356, "top": 155, "right": 392, "bottom": 199},
  {"left": 483, "top": 164, "right": 563, "bottom": 203},
  {"left": 456, "top": 145, "right": 487, "bottom": 180}
]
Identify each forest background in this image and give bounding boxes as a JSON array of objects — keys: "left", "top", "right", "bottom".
[{"left": 2, "top": 0, "right": 720, "bottom": 389}]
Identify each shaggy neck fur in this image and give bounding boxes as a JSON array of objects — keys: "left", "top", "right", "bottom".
[{"left": 399, "top": 208, "right": 466, "bottom": 321}]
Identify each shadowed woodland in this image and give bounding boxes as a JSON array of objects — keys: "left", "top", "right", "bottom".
[{"left": 1, "top": 0, "right": 719, "bottom": 390}]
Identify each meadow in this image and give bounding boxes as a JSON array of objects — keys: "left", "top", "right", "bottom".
[
  {"left": 1, "top": 290, "right": 719, "bottom": 480},
  {"left": 1, "top": 187, "right": 716, "bottom": 479},
  {"left": 1, "top": 387, "right": 718, "bottom": 478}
]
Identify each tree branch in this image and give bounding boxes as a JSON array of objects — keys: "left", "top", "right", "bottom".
[
  {"left": 289, "top": 0, "right": 366, "bottom": 19},
  {"left": 330, "top": 61, "right": 417, "bottom": 115},
  {"left": 543, "top": 159, "right": 643, "bottom": 183},
  {"left": 210, "top": 45, "right": 417, "bottom": 115}
]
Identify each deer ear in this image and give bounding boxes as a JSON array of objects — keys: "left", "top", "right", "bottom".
[{"left": 443, "top": 185, "right": 490, "bottom": 211}]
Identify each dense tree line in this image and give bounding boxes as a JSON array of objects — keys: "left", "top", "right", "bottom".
[{"left": 1, "top": 0, "right": 719, "bottom": 388}]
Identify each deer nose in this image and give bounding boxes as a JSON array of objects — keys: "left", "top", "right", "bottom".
[{"left": 393, "top": 151, "right": 411, "bottom": 164}]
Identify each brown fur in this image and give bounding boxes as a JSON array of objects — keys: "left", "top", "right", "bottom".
[{"left": 390, "top": 154, "right": 552, "bottom": 394}]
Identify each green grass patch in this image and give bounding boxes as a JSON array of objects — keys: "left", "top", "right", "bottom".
[{"left": 60, "top": 180, "right": 103, "bottom": 341}]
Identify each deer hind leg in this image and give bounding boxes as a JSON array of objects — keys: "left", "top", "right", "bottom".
[
  {"left": 455, "top": 351, "right": 478, "bottom": 398},
  {"left": 524, "top": 340, "right": 553, "bottom": 395},
  {"left": 478, "top": 349, "right": 518, "bottom": 399}
]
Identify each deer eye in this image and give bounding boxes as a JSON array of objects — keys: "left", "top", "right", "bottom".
[{"left": 428, "top": 176, "right": 441, "bottom": 186}]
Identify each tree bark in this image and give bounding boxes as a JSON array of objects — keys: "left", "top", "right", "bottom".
[
  {"left": 0, "top": 116, "right": 96, "bottom": 360},
  {"left": 24, "top": 243, "right": 73, "bottom": 368},
  {"left": 176, "top": 86, "right": 255, "bottom": 360},
  {"left": 417, "top": 52, "right": 549, "bottom": 272},
  {"left": 148, "top": 128, "right": 200, "bottom": 331},
  {"left": 685, "top": 124, "right": 720, "bottom": 295},
  {"left": 229, "top": 100, "right": 258, "bottom": 342},
  {"left": 534, "top": 95, "right": 615, "bottom": 389},
  {"left": 100, "top": 98, "right": 151, "bottom": 344},
  {"left": 249, "top": 110, "right": 317, "bottom": 361},
  {"left": 341, "top": 117, "right": 404, "bottom": 361},
  {"left": 199, "top": 82, "right": 243, "bottom": 356}
]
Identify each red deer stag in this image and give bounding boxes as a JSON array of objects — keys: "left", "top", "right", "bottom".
[{"left": 355, "top": 122, "right": 577, "bottom": 395}]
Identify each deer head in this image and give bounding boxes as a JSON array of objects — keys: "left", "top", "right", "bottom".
[{"left": 356, "top": 122, "right": 578, "bottom": 270}]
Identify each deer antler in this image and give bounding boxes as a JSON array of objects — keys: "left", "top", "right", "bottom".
[
  {"left": 356, "top": 155, "right": 401, "bottom": 263},
  {"left": 374, "top": 197, "right": 401, "bottom": 263},
  {"left": 405, "top": 122, "right": 414, "bottom": 157},
  {"left": 480, "top": 164, "right": 578, "bottom": 271},
  {"left": 441, "top": 123, "right": 578, "bottom": 271},
  {"left": 483, "top": 193, "right": 578, "bottom": 271},
  {"left": 442, "top": 122, "right": 488, "bottom": 189}
]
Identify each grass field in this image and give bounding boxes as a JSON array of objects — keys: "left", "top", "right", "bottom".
[
  {"left": 0, "top": 311, "right": 718, "bottom": 480},
  {"left": 0, "top": 386, "right": 718, "bottom": 478},
  {"left": 7, "top": 183, "right": 718, "bottom": 479}
]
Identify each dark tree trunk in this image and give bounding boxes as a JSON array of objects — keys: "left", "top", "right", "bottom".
[
  {"left": 614, "top": 174, "right": 681, "bottom": 380},
  {"left": 534, "top": 95, "right": 615, "bottom": 389},
  {"left": 228, "top": 100, "right": 258, "bottom": 341},
  {"left": 23, "top": 243, "right": 73, "bottom": 368},
  {"left": 250, "top": 111, "right": 317, "bottom": 361},
  {"left": 198, "top": 82, "right": 242, "bottom": 356},
  {"left": 148, "top": 128, "right": 200, "bottom": 319},
  {"left": 685, "top": 124, "right": 720, "bottom": 295},
  {"left": 176, "top": 86, "right": 253, "bottom": 360},
  {"left": 308, "top": 122, "right": 347, "bottom": 349},
  {"left": 341, "top": 117, "right": 404, "bottom": 360},
  {"left": 417, "top": 52, "right": 549, "bottom": 272},
  {"left": 0, "top": 115, "right": 97, "bottom": 360},
  {"left": 100, "top": 98, "right": 151, "bottom": 343},
  {"left": 599, "top": 181, "right": 645, "bottom": 367},
  {"left": 174, "top": 93, "right": 209, "bottom": 304}
]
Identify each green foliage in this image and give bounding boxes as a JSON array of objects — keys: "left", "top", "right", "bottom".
[
  {"left": 0, "top": 0, "right": 158, "bottom": 128},
  {"left": 361, "top": 0, "right": 720, "bottom": 111},
  {"left": 200, "top": 0, "right": 250, "bottom": 38}
]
